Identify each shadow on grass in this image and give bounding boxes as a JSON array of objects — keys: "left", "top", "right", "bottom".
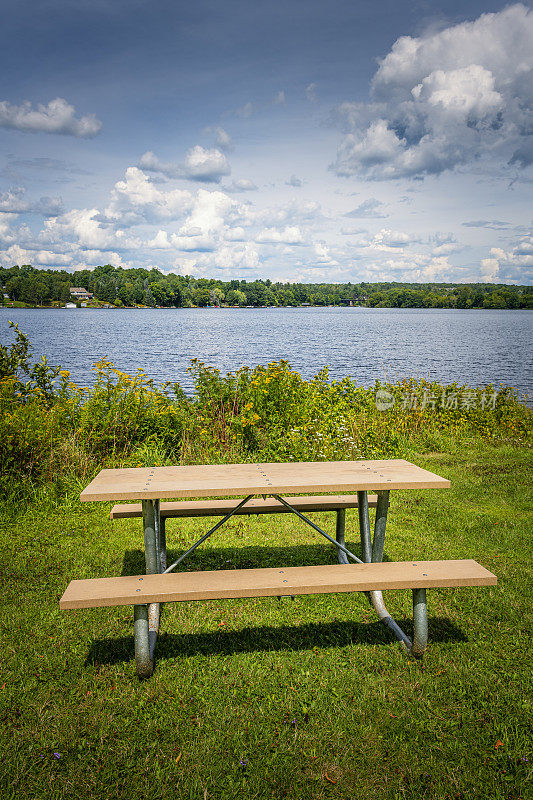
[
  {"left": 81, "top": 546, "right": 468, "bottom": 669},
  {"left": 121, "top": 543, "right": 372, "bottom": 575},
  {"left": 86, "top": 618, "right": 466, "bottom": 668}
]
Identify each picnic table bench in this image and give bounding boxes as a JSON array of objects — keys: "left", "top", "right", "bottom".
[{"left": 60, "top": 459, "right": 497, "bottom": 678}]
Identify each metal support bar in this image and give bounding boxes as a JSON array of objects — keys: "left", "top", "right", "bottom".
[
  {"left": 134, "top": 604, "right": 154, "bottom": 678},
  {"left": 134, "top": 499, "right": 163, "bottom": 678},
  {"left": 163, "top": 495, "right": 256, "bottom": 574},
  {"left": 272, "top": 495, "right": 363, "bottom": 564},
  {"left": 335, "top": 509, "right": 348, "bottom": 564},
  {"left": 357, "top": 491, "right": 372, "bottom": 563},
  {"left": 357, "top": 490, "right": 416, "bottom": 653},
  {"left": 371, "top": 491, "right": 389, "bottom": 563},
  {"left": 142, "top": 499, "right": 160, "bottom": 574},
  {"left": 411, "top": 588, "right": 428, "bottom": 658},
  {"left": 159, "top": 516, "right": 167, "bottom": 572}
]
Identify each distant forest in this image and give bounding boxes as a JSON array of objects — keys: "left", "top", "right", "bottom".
[{"left": 1, "top": 264, "right": 532, "bottom": 310}]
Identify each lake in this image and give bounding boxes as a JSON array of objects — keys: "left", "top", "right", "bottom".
[{"left": 1, "top": 307, "right": 531, "bottom": 399}]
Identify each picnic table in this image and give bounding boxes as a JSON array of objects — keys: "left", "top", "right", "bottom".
[{"left": 61, "top": 459, "right": 496, "bottom": 677}]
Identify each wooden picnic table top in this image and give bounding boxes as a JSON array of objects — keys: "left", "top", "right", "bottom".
[{"left": 80, "top": 459, "right": 450, "bottom": 502}]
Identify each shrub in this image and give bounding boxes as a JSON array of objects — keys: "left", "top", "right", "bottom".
[{"left": 1, "top": 325, "right": 530, "bottom": 503}]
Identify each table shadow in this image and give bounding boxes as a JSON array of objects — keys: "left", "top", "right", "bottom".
[
  {"left": 86, "top": 546, "right": 468, "bottom": 669},
  {"left": 86, "top": 617, "right": 466, "bottom": 669},
  {"left": 120, "top": 543, "right": 371, "bottom": 575}
]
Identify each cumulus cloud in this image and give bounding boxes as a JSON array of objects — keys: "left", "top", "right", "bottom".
[
  {"left": 105, "top": 167, "right": 193, "bottom": 226},
  {"left": 0, "top": 187, "right": 63, "bottom": 216},
  {"left": 0, "top": 243, "right": 76, "bottom": 266},
  {"left": 183, "top": 145, "right": 230, "bottom": 182},
  {"left": 313, "top": 242, "right": 340, "bottom": 267},
  {"left": 0, "top": 97, "right": 102, "bottom": 137},
  {"left": 138, "top": 151, "right": 182, "bottom": 179},
  {"left": 169, "top": 189, "right": 241, "bottom": 252},
  {"left": 344, "top": 198, "right": 388, "bottom": 218},
  {"left": 429, "top": 232, "right": 463, "bottom": 256},
  {"left": 371, "top": 229, "right": 416, "bottom": 248},
  {"left": 175, "top": 243, "right": 260, "bottom": 275},
  {"left": 140, "top": 146, "right": 231, "bottom": 183},
  {"left": 480, "top": 234, "right": 533, "bottom": 282},
  {"left": 274, "top": 91, "right": 286, "bottom": 105},
  {"left": 331, "top": 4, "right": 533, "bottom": 179},
  {"left": 43, "top": 207, "right": 141, "bottom": 251}
]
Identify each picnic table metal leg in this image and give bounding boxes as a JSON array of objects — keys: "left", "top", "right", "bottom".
[
  {"left": 134, "top": 605, "right": 153, "bottom": 678},
  {"left": 159, "top": 516, "right": 167, "bottom": 572},
  {"left": 359, "top": 490, "right": 414, "bottom": 653},
  {"left": 357, "top": 491, "right": 372, "bottom": 562},
  {"left": 335, "top": 509, "right": 348, "bottom": 564},
  {"left": 411, "top": 588, "right": 428, "bottom": 658},
  {"left": 134, "top": 499, "right": 162, "bottom": 677}
]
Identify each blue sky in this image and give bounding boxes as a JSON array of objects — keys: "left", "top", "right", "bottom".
[{"left": 0, "top": 0, "right": 531, "bottom": 283}]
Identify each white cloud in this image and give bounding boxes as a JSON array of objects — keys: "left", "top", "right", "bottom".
[
  {"left": 0, "top": 187, "right": 63, "bottom": 216},
  {"left": 0, "top": 242, "right": 126, "bottom": 269},
  {"left": 256, "top": 226, "right": 304, "bottom": 244},
  {"left": 224, "top": 179, "right": 258, "bottom": 193},
  {"left": 182, "top": 145, "right": 231, "bottom": 182},
  {"left": 139, "top": 146, "right": 231, "bottom": 183},
  {"left": 331, "top": 4, "right": 533, "bottom": 179},
  {"left": 429, "top": 232, "right": 463, "bottom": 256},
  {"left": 174, "top": 243, "right": 260, "bottom": 276},
  {"left": 224, "top": 227, "right": 246, "bottom": 241},
  {"left": 255, "top": 199, "right": 322, "bottom": 227},
  {"left": 0, "top": 97, "right": 102, "bottom": 137},
  {"left": 105, "top": 167, "right": 193, "bottom": 225},
  {"left": 344, "top": 198, "right": 388, "bottom": 218},
  {"left": 481, "top": 234, "right": 533, "bottom": 282},
  {"left": 139, "top": 151, "right": 181, "bottom": 179},
  {"left": 43, "top": 207, "right": 141, "bottom": 251},
  {"left": 168, "top": 189, "right": 242, "bottom": 252},
  {"left": 313, "top": 242, "right": 339, "bottom": 266},
  {"left": 370, "top": 229, "right": 416, "bottom": 249},
  {"left": 0, "top": 214, "right": 18, "bottom": 244},
  {"left": 274, "top": 91, "right": 286, "bottom": 105}
]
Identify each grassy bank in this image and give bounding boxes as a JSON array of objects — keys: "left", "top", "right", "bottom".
[
  {"left": 1, "top": 442, "right": 531, "bottom": 799},
  {"left": 0, "top": 325, "right": 531, "bottom": 799}
]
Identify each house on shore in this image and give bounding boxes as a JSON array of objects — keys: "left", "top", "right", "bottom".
[{"left": 69, "top": 287, "right": 94, "bottom": 302}]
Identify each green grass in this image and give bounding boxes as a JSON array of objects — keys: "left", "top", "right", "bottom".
[{"left": 1, "top": 441, "right": 531, "bottom": 800}]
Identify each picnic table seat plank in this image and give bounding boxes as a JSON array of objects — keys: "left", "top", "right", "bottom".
[
  {"left": 60, "top": 559, "right": 496, "bottom": 610},
  {"left": 109, "top": 494, "right": 379, "bottom": 520},
  {"left": 81, "top": 459, "right": 450, "bottom": 502}
]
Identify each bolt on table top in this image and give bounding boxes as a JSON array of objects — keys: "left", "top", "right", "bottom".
[{"left": 80, "top": 459, "right": 450, "bottom": 502}]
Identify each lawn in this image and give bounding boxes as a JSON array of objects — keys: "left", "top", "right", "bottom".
[{"left": 1, "top": 440, "right": 531, "bottom": 800}]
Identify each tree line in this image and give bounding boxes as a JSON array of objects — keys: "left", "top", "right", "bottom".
[{"left": 1, "top": 263, "right": 532, "bottom": 310}]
